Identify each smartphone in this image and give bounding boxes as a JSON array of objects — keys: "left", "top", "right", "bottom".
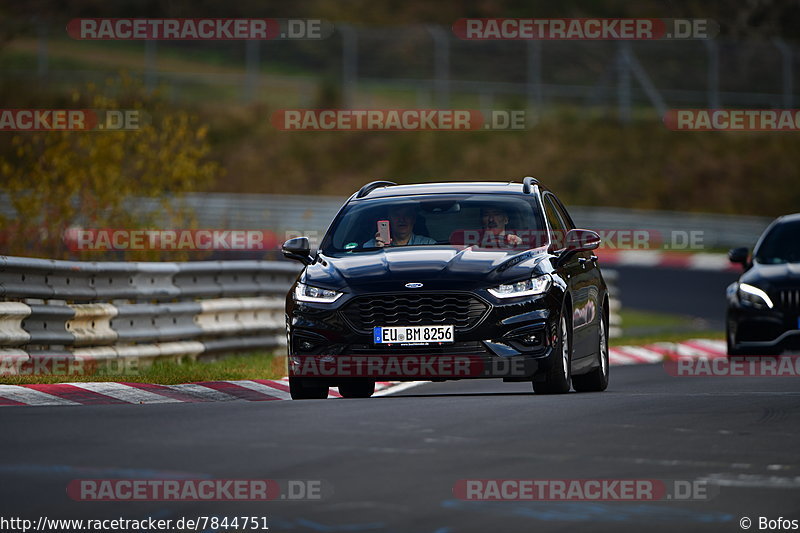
[{"left": 377, "top": 220, "right": 391, "bottom": 244}]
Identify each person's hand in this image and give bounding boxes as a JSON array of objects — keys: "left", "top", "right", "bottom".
[
  {"left": 507, "top": 234, "right": 523, "bottom": 246},
  {"left": 374, "top": 232, "right": 386, "bottom": 247}
]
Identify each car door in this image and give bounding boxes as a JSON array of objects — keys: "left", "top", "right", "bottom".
[
  {"left": 543, "top": 194, "right": 592, "bottom": 361},
  {"left": 551, "top": 195, "right": 602, "bottom": 360},
  {"left": 542, "top": 193, "right": 585, "bottom": 360}
]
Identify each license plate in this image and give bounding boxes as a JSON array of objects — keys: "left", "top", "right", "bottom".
[{"left": 373, "top": 325, "right": 454, "bottom": 344}]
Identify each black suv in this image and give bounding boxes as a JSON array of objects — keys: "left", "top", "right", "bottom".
[
  {"left": 282, "top": 178, "right": 609, "bottom": 399},
  {"left": 727, "top": 213, "right": 800, "bottom": 356}
]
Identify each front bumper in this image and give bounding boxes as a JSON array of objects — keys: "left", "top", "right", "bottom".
[
  {"left": 729, "top": 305, "right": 800, "bottom": 350},
  {"left": 287, "top": 289, "right": 562, "bottom": 382}
]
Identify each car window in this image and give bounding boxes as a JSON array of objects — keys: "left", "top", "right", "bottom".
[
  {"left": 754, "top": 219, "right": 800, "bottom": 264},
  {"left": 320, "top": 194, "right": 547, "bottom": 254},
  {"left": 543, "top": 194, "right": 566, "bottom": 232},
  {"left": 551, "top": 195, "right": 575, "bottom": 230}
]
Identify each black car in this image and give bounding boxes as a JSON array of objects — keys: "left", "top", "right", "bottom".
[
  {"left": 726, "top": 213, "right": 800, "bottom": 356},
  {"left": 282, "top": 178, "right": 610, "bottom": 399}
]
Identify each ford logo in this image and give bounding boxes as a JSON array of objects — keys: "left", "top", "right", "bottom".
[{"left": 405, "top": 282, "right": 424, "bottom": 289}]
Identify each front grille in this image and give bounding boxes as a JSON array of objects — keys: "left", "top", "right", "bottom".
[
  {"left": 341, "top": 292, "right": 488, "bottom": 332},
  {"left": 776, "top": 289, "right": 800, "bottom": 312},
  {"left": 347, "top": 341, "right": 490, "bottom": 355}
]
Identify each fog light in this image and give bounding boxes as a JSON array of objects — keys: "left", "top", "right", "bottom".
[{"left": 521, "top": 334, "right": 540, "bottom": 346}]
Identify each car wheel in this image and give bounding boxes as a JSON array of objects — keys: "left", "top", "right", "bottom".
[
  {"left": 533, "top": 305, "right": 572, "bottom": 394},
  {"left": 338, "top": 379, "right": 376, "bottom": 398},
  {"left": 289, "top": 377, "right": 329, "bottom": 400},
  {"left": 572, "top": 306, "right": 609, "bottom": 392},
  {"left": 726, "top": 316, "right": 747, "bottom": 357}
]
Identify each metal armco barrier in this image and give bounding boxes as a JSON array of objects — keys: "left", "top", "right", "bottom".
[
  {"left": 0, "top": 255, "right": 623, "bottom": 374},
  {"left": 0, "top": 256, "right": 301, "bottom": 372}
]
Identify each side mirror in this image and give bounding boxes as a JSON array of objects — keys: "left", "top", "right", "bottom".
[
  {"left": 282, "top": 237, "right": 312, "bottom": 265},
  {"left": 564, "top": 229, "right": 601, "bottom": 252},
  {"left": 728, "top": 247, "right": 749, "bottom": 268}
]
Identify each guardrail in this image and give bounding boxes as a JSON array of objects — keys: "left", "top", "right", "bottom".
[
  {"left": 0, "top": 256, "right": 301, "bottom": 372},
  {"left": 0, "top": 254, "right": 623, "bottom": 374}
]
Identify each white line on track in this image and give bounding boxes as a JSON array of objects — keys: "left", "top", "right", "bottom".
[{"left": 374, "top": 381, "right": 428, "bottom": 396}]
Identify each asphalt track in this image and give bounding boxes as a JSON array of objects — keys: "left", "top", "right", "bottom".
[
  {"left": 611, "top": 265, "right": 740, "bottom": 328},
  {"left": 2, "top": 363, "right": 799, "bottom": 533}
]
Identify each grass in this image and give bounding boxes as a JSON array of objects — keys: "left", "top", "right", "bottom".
[
  {"left": 618, "top": 309, "right": 690, "bottom": 329},
  {"left": 611, "top": 330, "right": 724, "bottom": 347},
  {"left": 0, "top": 352, "right": 286, "bottom": 386},
  {"left": 611, "top": 308, "right": 724, "bottom": 347}
]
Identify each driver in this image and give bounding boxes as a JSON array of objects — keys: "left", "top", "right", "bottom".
[
  {"left": 364, "top": 205, "right": 436, "bottom": 247},
  {"left": 480, "top": 206, "right": 523, "bottom": 246}
]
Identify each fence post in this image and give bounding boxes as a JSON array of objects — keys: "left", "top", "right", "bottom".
[
  {"left": 244, "top": 39, "right": 260, "bottom": 103},
  {"left": 340, "top": 25, "right": 358, "bottom": 109},
  {"left": 37, "top": 21, "right": 48, "bottom": 78},
  {"left": 616, "top": 42, "right": 632, "bottom": 123},
  {"left": 427, "top": 25, "right": 450, "bottom": 108},
  {"left": 144, "top": 39, "right": 157, "bottom": 93},
  {"left": 627, "top": 48, "right": 667, "bottom": 118},
  {"left": 773, "top": 38, "right": 793, "bottom": 108},
  {"left": 704, "top": 40, "right": 720, "bottom": 109},
  {"left": 526, "top": 39, "right": 543, "bottom": 123}
]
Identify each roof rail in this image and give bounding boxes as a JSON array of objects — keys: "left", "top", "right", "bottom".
[
  {"left": 522, "top": 176, "right": 539, "bottom": 194},
  {"left": 356, "top": 180, "right": 397, "bottom": 198}
]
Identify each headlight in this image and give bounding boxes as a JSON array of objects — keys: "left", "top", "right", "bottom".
[
  {"left": 294, "top": 282, "right": 343, "bottom": 303},
  {"left": 488, "top": 274, "right": 552, "bottom": 298},
  {"left": 738, "top": 283, "right": 774, "bottom": 309}
]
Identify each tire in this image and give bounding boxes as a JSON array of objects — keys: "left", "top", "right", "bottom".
[
  {"left": 726, "top": 318, "right": 746, "bottom": 357},
  {"left": 726, "top": 320, "right": 780, "bottom": 357},
  {"left": 289, "top": 377, "right": 329, "bottom": 400},
  {"left": 338, "top": 379, "right": 376, "bottom": 398},
  {"left": 533, "top": 305, "right": 572, "bottom": 394},
  {"left": 572, "top": 306, "right": 609, "bottom": 392}
]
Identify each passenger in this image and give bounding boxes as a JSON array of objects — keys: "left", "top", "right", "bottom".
[{"left": 365, "top": 205, "right": 436, "bottom": 247}]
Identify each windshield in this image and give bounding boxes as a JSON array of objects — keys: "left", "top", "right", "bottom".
[
  {"left": 320, "top": 194, "right": 548, "bottom": 255},
  {"left": 754, "top": 219, "right": 800, "bottom": 264}
]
